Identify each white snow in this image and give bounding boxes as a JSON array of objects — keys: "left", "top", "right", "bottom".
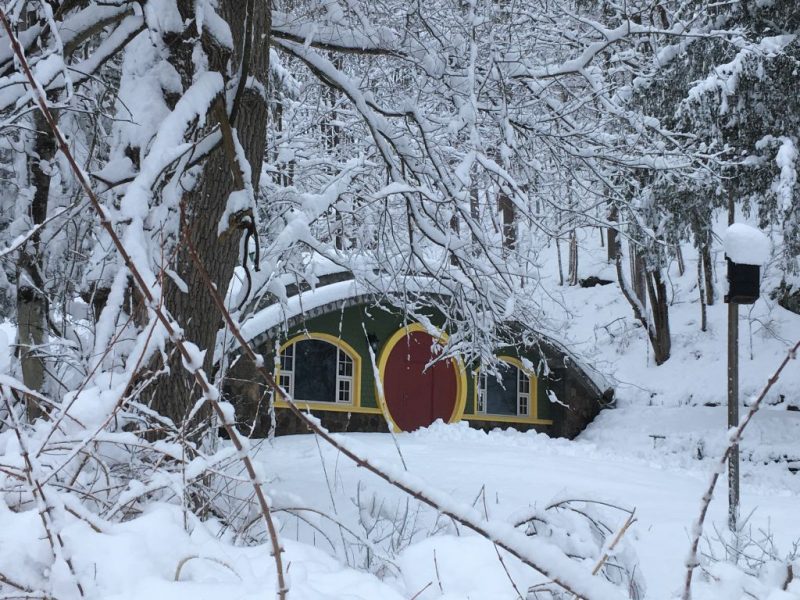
[
  {"left": 774, "top": 136, "right": 798, "bottom": 212},
  {"left": 723, "top": 223, "right": 771, "bottom": 266},
  {"left": 181, "top": 341, "right": 206, "bottom": 372},
  {"left": 759, "top": 34, "right": 796, "bottom": 55},
  {"left": 2, "top": 6, "right": 800, "bottom": 600},
  {"left": 244, "top": 419, "right": 800, "bottom": 599},
  {"left": 217, "top": 189, "right": 252, "bottom": 236},
  {"left": 0, "top": 322, "right": 10, "bottom": 373},
  {"left": 7, "top": 415, "right": 785, "bottom": 600}
]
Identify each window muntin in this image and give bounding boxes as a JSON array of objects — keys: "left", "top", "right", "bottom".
[
  {"left": 279, "top": 344, "right": 294, "bottom": 392},
  {"left": 477, "top": 371, "right": 487, "bottom": 413},
  {"left": 278, "top": 337, "right": 355, "bottom": 405},
  {"left": 517, "top": 367, "right": 530, "bottom": 416}
]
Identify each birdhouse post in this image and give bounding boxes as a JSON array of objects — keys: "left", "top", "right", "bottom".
[{"left": 722, "top": 223, "right": 770, "bottom": 534}]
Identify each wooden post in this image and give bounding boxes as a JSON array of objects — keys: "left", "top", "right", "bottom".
[
  {"left": 727, "top": 196, "right": 739, "bottom": 535},
  {"left": 727, "top": 300, "right": 739, "bottom": 533}
]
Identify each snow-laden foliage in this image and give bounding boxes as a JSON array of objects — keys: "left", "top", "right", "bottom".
[{"left": 0, "top": 1, "right": 798, "bottom": 599}]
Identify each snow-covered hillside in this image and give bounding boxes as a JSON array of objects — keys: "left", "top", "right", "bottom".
[
  {"left": 1, "top": 1, "right": 799, "bottom": 598},
  {"left": 534, "top": 217, "right": 800, "bottom": 412},
  {"left": 2, "top": 216, "right": 800, "bottom": 600}
]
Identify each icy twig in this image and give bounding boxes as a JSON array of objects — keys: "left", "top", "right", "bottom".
[
  {"left": 39, "top": 316, "right": 161, "bottom": 483},
  {"left": 682, "top": 336, "right": 800, "bottom": 600},
  {"left": 277, "top": 505, "right": 400, "bottom": 570},
  {"left": 590, "top": 510, "right": 637, "bottom": 577},
  {"left": 174, "top": 555, "right": 241, "bottom": 581},
  {"left": 362, "top": 322, "right": 407, "bottom": 470},
  {"left": 179, "top": 193, "right": 627, "bottom": 600},
  {"left": 0, "top": 205, "right": 74, "bottom": 259},
  {"left": 0, "top": 571, "right": 36, "bottom": 593},
  {"left": 482, "top": 490, "right": 525, "bottom": 600},
  {"left": 0, "top": 10, "right": 288, "bottom": 599},
  {"left": 408, "top": 581, "right": 433, "bottom": 600},
  {"left": 0, "top": 395, "right": 84, "bottom": 597}
]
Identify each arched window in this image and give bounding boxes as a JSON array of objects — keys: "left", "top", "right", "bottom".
[
  {"left": 277, "top": 334, "right": 359, "bottom": 406},
  {"left": 476, "top": 358, "right": 533, "bottom": 418}
]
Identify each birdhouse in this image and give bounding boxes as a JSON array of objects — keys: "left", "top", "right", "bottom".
[
  {"left": 724, "top": 257, "right": 760, "bottom": 304},
  {"left": 723, "top": 223, "right": 768, "bottom": 305}
]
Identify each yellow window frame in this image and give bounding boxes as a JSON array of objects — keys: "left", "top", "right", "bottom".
[
  {"left": 274, "top": 332, "right": 379, "bottom": 414},
  {"left": 467, "top": 355, "right": 553, "bottom": 425}
]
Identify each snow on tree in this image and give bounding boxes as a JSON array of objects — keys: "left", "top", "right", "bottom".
[{"left": 0, "top": 1, "right": 798, "bottom": 599}]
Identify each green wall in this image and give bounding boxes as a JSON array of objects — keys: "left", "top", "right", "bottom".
[{"left": 275, "top": 302, "right": 552, "bottom": 421}]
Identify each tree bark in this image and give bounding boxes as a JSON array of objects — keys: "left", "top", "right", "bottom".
[
  {"left": 149, "top": 0, "right": 271, "bottom": 427},
  {"left": 497, "top": 188, "right": 516, "bottom": 252},
  {"left": 470, "top": 185, "right": 479, "bottom": 247},
  {"left": 17, "top": 109, "right": 55, "bottom": 420},
  {"left": 568, "top": 229, "right": 578, "bottom": 285},
  {"left": 606, "top": 205, "right": 618, "bottom": 263},
  {"left": 701, "top": 240, "right": 714, "bottom": 306},
  {"left": 697, "top": 254, "right": 707, "bottom": 332},
  {"left": 614, "top": 238, "right": 671, "bottom": 365},
  {"left": 556, "top": 237, "right": 564, "bottom": 286},
  {"left": 646, "top": 268, "right": 671, "bottom": 364},
  {"left": 630, "top": 245, "right": 647, "bottom": 310}
]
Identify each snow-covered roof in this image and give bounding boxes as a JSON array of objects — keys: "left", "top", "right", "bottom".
[
  {"left": 234, "top": 276, "right": 611, "bottom": 397},
  {"left": 238, "top": 273, "right": 449, "bottom": 349},
  {"left": 723, "top": 223, "right": 770, "bottom": 266},
  {"left": 241, "top": 279, "right": 370, "bottom": 344}
]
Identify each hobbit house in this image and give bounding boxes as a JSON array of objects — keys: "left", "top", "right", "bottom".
[{"left": 225, "top": 275, "right": 612, "bottom": 439}]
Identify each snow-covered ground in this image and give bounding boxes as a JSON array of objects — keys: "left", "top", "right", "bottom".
[
  {"left": 4, "top": 415, "right": 794, "bottom": 600},
  {"left": 246, "top": 415, "right": 799, "bottom": 600}
]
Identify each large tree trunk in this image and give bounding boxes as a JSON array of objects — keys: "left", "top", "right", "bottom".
[
  {"left": 646, "top": 268, "right": 671, "bottom": 365},
  {"left": 568, "top": 229, "right": 578, "bottom": 285},
  {"left": 630, "top": 246, "right": 647, "bottom": 309},
  {"left": 614, "top": 239, "right": 671, "bottom": 366},
  {"left": 606, "top": 205, "right": 618, "bottom": 263},
  {"left": 697, "top": 254, "right": 707, "bottom": 332},
  {"left": 17, "top": 109, "right": 55, "bottom": 421},
  {"left": 149, "top": 0, "right": 270, "bottom": 427}
]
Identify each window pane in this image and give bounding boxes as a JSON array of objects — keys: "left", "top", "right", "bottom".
[
  {"left": 293, "top": 340, "right": 338, "bottom": 403},
  {"left": 280, "top": 345, "right": 293, "bottom": 370},
  {"left": 279, "top": 374, "right": 292, "bottom": 390},
  {"left": 485, "top": 363, "right": 518, "bottom": 416},
  {"left": 338, "top": 349, "right": 353, "bottom": 377},
  {"left": 477, "top": 372, "right": 487, "bottom": 412},
  {"left": 518, "top": 394, "right": 529, "bottom": 416},
  {"left": 338, "top": 379, "right": 351, "bottom": 403},
  {"left": 518, "top": 370, "right": 530, "bottom": 394}
]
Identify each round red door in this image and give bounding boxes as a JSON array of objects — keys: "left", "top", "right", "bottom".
[{"left": 382, "top": 330, "right": 458, "bottom": 431}]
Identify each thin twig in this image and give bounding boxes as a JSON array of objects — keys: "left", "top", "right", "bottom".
[
  {"left": 591, "top": 511, "right": 637, "bottom": 577},
  {"left": 178, "top": 185, "right": 623, "bottom": 600},
  {"left": 0, "top": 11, "right": 288, "bottom": 599},
  {"left": 483, "top": 488, "right": 524, "bottom": 599},
  {"left": 682, "top": 338, "right": 800, "bottom": 600},
  {"left": 174, "top": 555, "right": 241, "bottom": 581},
  {"left": 0, "top": 396, "right": 84, "bottom": 597}
]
